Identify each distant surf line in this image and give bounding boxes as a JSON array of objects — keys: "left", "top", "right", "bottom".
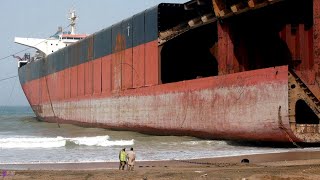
[{"left": 0, "top": 135, "right": 134, "bottom": 149}]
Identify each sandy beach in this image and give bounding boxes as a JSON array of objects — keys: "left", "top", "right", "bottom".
[{"left": 1, "top": 151, "right": 320, "bottom": 179}]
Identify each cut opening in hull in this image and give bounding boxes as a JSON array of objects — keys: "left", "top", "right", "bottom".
[
  {"left": 296, "top": 100, "right": 319, "bottom": 125},
  {"left": 160, "top": 23, "right": 218, "bottom": 84}
]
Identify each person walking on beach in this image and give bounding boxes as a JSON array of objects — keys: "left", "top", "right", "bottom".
[
  {"left": 119, "top": 148, "right": 127, "bottom": 170},
  {"left": 127, "top": 147, "right": 136, "bottom": 171}
]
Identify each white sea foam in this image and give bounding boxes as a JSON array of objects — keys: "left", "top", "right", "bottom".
[
  {"left": 161, "top": 140, "right": 226, "bottom": 146},
  {"left": 0, "top": 137, "right": 66, "bottom": 148},
  {"left": 0, "top": 135, "right": 134, "bottom": 149},
  {"left": 67, "top": 136, "right": 134, "bottom": 147}
]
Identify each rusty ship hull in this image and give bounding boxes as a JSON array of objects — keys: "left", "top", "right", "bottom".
[{"left": 18, "top": 0, "right": 320, "bottom": 143}]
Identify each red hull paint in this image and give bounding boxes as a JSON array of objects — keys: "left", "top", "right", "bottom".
[{"left": 23, "top": 65, "right": 292, "bottom": 142}]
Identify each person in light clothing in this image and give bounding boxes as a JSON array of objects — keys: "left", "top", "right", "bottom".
[{"left": 127, "top": 147, "right": 136, "bottom": 171}]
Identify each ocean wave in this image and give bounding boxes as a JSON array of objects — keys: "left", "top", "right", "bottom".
[{"left": 0, "top": 136, "right": 134, "bottom": 149}]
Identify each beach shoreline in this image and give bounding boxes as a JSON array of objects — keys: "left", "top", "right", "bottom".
[{"left": 2, "top": 151, "right": 320, "bottom": 179}]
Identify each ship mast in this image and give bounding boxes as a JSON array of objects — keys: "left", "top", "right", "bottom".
[{"left": 68, "top": 10, "right": 77, "bottom": 35}]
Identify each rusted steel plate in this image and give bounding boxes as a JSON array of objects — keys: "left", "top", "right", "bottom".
[
  {"left": 122, "top": 48, "right": 133, "bottom": 90},
  {"left": 132, "top": 44, "right": 145, "bottom": 88},
  {"left": 212, "top": 0, "right": 284, "bottom": 18},
  {"left": 314, "top": 0, "right": 320, "bottom": 71},
  {"left": 93, "top": 58, "right": 102, "bottom": 95},
  {"left": 64, "top": 68, "right": 71, "bottom": 99},
  {"left": 70, "top": 66, "right": 78, "bottom": 98},
  {"left": 145, "top": 41, "right": 159, "bottom": 86},
  {"left": 101, "top": 55, "right": 112, "bottom": 94},
  {"left": 77, "top": 63, "right": 85, "bottom": 97}
]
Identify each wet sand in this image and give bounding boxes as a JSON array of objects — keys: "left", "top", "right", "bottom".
[{"left": 2, "top": 151, "right": 320, "bottom": 179}]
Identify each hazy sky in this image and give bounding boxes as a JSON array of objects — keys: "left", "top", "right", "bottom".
[{"left": 0, "top": 0, "right": 188, "bottom": 106}]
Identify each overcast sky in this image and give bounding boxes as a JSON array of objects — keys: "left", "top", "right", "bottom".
[{"left": 0, "top": 0, "right": 188, "bottom": 106}]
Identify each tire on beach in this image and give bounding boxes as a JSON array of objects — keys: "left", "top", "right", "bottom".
[{"left": 241, "top": 159, "right": 250, "bottom": 163}]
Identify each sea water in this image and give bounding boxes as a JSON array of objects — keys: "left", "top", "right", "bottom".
[{"left": 0, "top": 106, "right": 318, "bottom": 164}]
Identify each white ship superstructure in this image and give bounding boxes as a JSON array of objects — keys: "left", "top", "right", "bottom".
[{"left": 14, "top": 10, "right": 87, "bottom": 66}]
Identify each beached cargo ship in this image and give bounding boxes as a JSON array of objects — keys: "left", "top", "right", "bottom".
[{"left": 16, "top": 0, "right": 320, "bottom": 143}]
